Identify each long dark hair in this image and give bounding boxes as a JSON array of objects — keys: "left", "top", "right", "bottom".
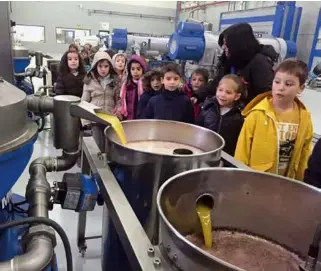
[
  {"left": 219, "top": 23, "right": 261, "bottom": 69},
  {"left": 59, "top": 50, "right": 86, "bottom": 76}
]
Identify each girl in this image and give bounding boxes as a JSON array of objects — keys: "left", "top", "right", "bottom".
[
  {"left": 119, "top": 55, "right": 147, "bottom": 120},
  {"left": 181, "top": 68, "right": 209, "bottom": 119},
  {"left": 137, "top": 69, "right": 163, "bottom": 118},
  {"left": 81, "top": 51, "right": 121, "bottom": 151},
  {"left": 198, "top": 74, "right": 247, "bottom": 156},
  {"left": 55, "top": 49, "right": 86, "bottom": 97},
  {"left": 112, "top": 52, "right": 127, "bottom": 84}
]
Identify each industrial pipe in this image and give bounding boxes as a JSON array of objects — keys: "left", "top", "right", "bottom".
[
  {"left": 0, "top": 236, "right": 53, "bottom": 271},
  {"left": 0, "top": 95, "right": 80, "bottom": 270},
  {"left": 26, "top": 95, "right": 54, "bottom": 114}
]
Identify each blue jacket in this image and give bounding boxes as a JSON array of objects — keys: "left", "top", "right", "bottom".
[
  {"left": 144, "top": 90, "right": 194, "bottom": 123},
  {"left": 304, "top": 139, "right": 321, "bottom": 188},
  {"left": 137, "top": 91, "right": 159, "bottom": 118}
]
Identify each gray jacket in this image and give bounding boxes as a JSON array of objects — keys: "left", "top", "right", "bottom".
[
  {"left": 81, "top": 51, "right": 121, "bottom": 113},
  {"left": 82, "top": 74, "right": 121, "bottom": 113}
]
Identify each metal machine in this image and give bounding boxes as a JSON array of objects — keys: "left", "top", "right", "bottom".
[
  {"left": 1, "top": 75, "right": 321, "bottom": 271},
  {"left": 109, "top": 28, "right": 170, "bottom": 57},
  {"left": 168, "top": 21, "right": 297, "bottom": 77}
]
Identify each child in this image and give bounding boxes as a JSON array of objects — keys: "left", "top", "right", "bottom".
[
  {"left": 119, "top": 55, "right": 147, "bottom": 120},
  {"left": 137, "top": 69, "right": 163, "bottom": 118},
  {"left": 112, "top": 52, "right": 127, "bottom": 84},
  {"left": 304, "top": 139, "right": 321, "bottom": 188},
  {"left": 81, "top": 51, "right": 121, "bottom": 151},
  {"left": 55, "top": 49, "right": 86, "bottom": 97},
  {"left": 182, "top": 68, "right": 209, "bottom": 119},
  {"left": 235, "top": 59, "right": 313, "bottom": 181},
  {"left": 198, "top": 74, "right": 246, "bottom": 156},
  {"left": 145, "top": 63, "right": 194, "bottom": 123}
]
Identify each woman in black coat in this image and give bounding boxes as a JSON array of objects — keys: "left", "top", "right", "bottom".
[
  {"left": 304, "top": 139, "right": 321, "bottom": 188},
  {"left": 55, "top": 50, "right": 86, "bottom": 97},
  {"left": 195, "top": 23, "right": 278, "bottom": 105}
]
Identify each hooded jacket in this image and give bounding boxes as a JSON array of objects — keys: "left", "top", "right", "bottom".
[
  {"left": 195, "top": 23, "right": 278, "bottom": 105},
  {"left": 119, "top": 55, "right": 148, "bottom": 119},
  {"left": 112, "top": 52, "right": 127, "bottom": 83},
  {"left": 234, "top": 92, "right": 313, "bottom": 181},
  {"left": 81, "top": 52, "right": 121, "bottom": 114},
  {"left": 144, "top": 90, "right": 194, "bottom": 124},
  {"left": 197, "top": 97, "right": 244, "bottom": 156},
  {"left": 304, "top": 138, "right": 321, "bottom": 188}
]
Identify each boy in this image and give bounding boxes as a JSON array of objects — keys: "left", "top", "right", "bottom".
[
  {"left": 145, "top": 63, "right": 194, "bottom": 123},
  {"left": 235, "top": 59, "right": 313, "bottom": 181},
  {"left": 181, "top": 68, "right": 209, "bottom": 119}
]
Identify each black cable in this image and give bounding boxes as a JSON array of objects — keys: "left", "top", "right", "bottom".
[{"left": 0, "top": 217, "right": 73, "bottom": 271}]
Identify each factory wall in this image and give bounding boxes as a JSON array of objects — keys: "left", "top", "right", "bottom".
[
  {"left": 179, "top": 2, "right": 230, "bottom": 34},
  {"left": 9, "top": 1, "right": 176, "bottom": 54},
  {"left": 295, "top": 1, "right": 321, "bottom": 64},
  {"left": 179, "top": 1, "right": 321, "bottom": 64}
]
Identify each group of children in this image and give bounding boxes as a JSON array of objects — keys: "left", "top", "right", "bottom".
[{"left": 55, "top": 46, "right": 317, "bottom": 185}]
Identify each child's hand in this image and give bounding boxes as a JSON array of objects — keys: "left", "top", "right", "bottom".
[{"left": 190, "top": 97, "right": 198, "bottom": 104}]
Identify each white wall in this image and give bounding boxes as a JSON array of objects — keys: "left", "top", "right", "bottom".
[
  {"left": 178, "top": 1, "right": 321, "bottom": 64},
  {"left": 179, "top": 2, "right": 230, "bottom": 33},
  {"left": 296, "top": 1, "right": 321, "bottom": 64},
  {"left": 10, "top": 1, "right": 176, "bottom": 54}
]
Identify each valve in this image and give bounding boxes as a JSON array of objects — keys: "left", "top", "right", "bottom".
[{"left": 52, "top": 173, "right": 98, "bottom": 212}]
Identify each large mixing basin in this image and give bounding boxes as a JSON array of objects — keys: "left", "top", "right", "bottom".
[
  {"left": 102, "top": 120, "right": 224, "bottom": 270},
  {"left": 157, "top": 168, "right": 321, "bottom": 271}
]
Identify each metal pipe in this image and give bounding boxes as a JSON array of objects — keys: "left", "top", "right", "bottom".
[
  {"left": 53, "top": 95, "right": 81, "bottom": 151},
  {"left": 0, "top": 236, "right": 53, "bottom": 271},
  {"left": 88, "top": 9, "right": 174, "bottom": 21},
  {"left": 27, "top": 95, "right": 54, "bottom": 114}
]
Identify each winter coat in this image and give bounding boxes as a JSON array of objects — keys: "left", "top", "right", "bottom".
[
  {"left": 119, "top": 55, "right": 148, "bottom": 119},
  {"left": 112, "top": 52, "right": 127, "bottom": 84},
  {"left": 137, "top": 91, "right": 160, "bottom": 119},
  {"left": 196, "top": 44, "right": 277, "bottom": 105},
  {"left": 198, "top": 97, "right": 244, "bottom": 156},
  {"left": 181, "top": 83, "right": 201, "bottom": 119},
  {"left": 81, "top": 51, "right": 120, "bottom": 114},
  {"left": 145, "top": 90, "right": 194, "bottom": 124},
  {"left": 304, "top": 139, "right": 321, "bottom": 188},
  {"left": 55, "top": 72, "right": 85, "bottom": 97},
  {"left": 234, "top": 92, "right": 313, "bottom": 181}
]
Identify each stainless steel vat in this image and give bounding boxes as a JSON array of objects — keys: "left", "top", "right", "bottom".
[
  {"left": 102, "top": 120, "right": 225, "bottom": 270},
  {"left": 157, "top": 168, "right": 321, "bottom": 271}
]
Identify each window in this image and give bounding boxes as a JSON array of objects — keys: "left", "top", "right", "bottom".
[
  {"left": 56, "top": 27, "right": 91, "bottom": 44},
  {"left": 14, "top": 25, "right": 45, "bottom": 43}
]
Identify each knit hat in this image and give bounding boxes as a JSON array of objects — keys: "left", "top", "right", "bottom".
[{"left": 111, "top": 52, "right": 127, "bottom": 70}]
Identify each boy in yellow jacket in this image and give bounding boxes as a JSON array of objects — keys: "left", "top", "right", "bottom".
[{"left": 235, "top": 59, "right": 313, "bottom": 181}]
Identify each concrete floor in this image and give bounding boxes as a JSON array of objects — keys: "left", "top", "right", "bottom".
[{"left": 12, "top": 129, "right": 103, "bottom": 271}]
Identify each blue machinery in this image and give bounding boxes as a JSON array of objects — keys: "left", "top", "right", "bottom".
[{"left": 109, "top": 17, "right": 299, "bottom": 72}]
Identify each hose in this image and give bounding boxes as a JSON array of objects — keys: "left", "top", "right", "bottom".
[{"left": 0, "top": 217, "right": 73, "bottom": 271}]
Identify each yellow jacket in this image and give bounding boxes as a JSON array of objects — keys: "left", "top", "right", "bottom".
[{"left": 235, "top": 92, "right": 313, "bottom": 181}]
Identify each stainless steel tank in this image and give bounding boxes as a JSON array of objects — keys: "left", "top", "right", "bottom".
[
  {"left": 157, "top": 168, "right": 321, "bottom": 271},
  {"left": 12, "top": 45, "right": 29, "bottom": 58},
  {"left": 102, "top": 120, "right": 224, "bottom": 270},
  {"left": 0, "top": 79, "right": 37, "bottom": 154}
]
